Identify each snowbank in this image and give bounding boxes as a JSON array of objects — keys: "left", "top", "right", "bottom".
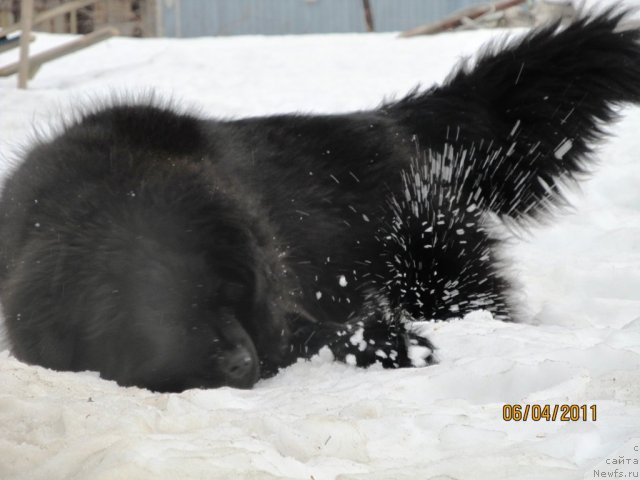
[{"left": 0, "top": 26, "right": 639, "bottom": 480}]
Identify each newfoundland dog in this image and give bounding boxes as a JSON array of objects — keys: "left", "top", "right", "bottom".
[{"left": 1, "top": 11, "right": 640, "bottom": 392}]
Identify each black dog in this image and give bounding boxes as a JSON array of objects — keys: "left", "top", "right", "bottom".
[{"left": 2, "top": 11, "right": 640, "bottom": 392}]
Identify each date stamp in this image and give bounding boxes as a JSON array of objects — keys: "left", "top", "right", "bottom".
[{"left": 503, "top": 404, "right": 597, "bottom": 422}]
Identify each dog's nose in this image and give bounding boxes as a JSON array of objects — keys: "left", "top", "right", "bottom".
[{"left": 223, "top": 346, "right": 259, "bottom": 388}]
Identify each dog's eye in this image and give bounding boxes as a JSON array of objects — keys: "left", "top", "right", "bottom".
[{"left": 220, "top": 282, "right": 246, "bottom": 303}]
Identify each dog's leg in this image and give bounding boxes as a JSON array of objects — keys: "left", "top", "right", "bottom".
[
  {"left": 374, "top": 151, "right": 512, "bottom": 322},
  {"left": 287, "top": 312, "right": 435, "bottom": 369}
]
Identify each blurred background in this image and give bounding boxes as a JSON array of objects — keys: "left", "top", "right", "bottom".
[{"left": 0, "top": 0, "right": 578, "bottom": 39}]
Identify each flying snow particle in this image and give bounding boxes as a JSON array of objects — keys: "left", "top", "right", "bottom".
[
  {"left": 316, "top": 291, "right": 322, "bottom": 300},
  {"left": 515, "top": 62, "right": 524, "bottom": 84},
  {"left": 349, "top": 327, "right": 367, "bottom": 352},
  {"left": 510, "top": 119, "right": 521, "bottom": 137},
  {"left": 338, "top": 275, "right": 348, "bottom": 287},
  {"left": 554, "top": 138, "right": 573, "bottom": 160}
]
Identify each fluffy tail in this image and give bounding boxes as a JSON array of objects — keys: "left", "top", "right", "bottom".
[{"left": 386, "top": 9, "right": 640, "bottom": 220}]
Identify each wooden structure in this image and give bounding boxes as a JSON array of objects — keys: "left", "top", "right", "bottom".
[
  {"left": 398, "top": 0, "right": 581, "bottom": 37},
  {"left": 399, "top": 0, "right": 527, "bottom": 37},
  {"left": 0, "top": 0, "right": 119, "bottom": 88},
  {"left": 0, "top": 0, "right": 155, "bottom": 37}
]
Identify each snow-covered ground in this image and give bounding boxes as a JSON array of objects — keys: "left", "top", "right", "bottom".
[{"left": 1, "top": 22, "right": 639, "bottom": 480}]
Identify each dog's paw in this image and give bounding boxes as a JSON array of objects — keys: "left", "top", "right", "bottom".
[
  {"left": 397, "top": 330, "right": 437, "bottom": 368},
  {"left": 327, "top": 317, "right": 436, "bottom": 369},
  {"left": 287, "top": 311, "right": 437, "bottom": 369},
  {"left": 365, "top": 327, "right": 436, "bottom": 369}
]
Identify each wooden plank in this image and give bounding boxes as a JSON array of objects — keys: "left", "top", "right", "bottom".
[
  {"left": 17, "top": 0, "right": 33, "bottom": 89},
  {"left": 399, "top": 0, "right": 526, "bottom": 38},
  {"left": 70, "top": 10, "right": 78, "bottom": 34},
  {"left": 362, "top": 0, "right": 374, "bottom": 32},
  {"left": 0, "top": 26, "right": 118, "bottom": 79}
]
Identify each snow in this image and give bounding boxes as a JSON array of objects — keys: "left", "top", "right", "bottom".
[
  {"left": 349, "top": 328, "right": 366, "bottom": 352},
  {"left": 553, "top": 138, "right": 573, "bottom": 160},
  {"left": 1, "top": 25, "right": 640, "bottom": 480}
]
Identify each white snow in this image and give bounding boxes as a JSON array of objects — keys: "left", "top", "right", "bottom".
[
  {"left": 554, "top": 138, "right": 573, "bottom": 160},
  {"left": 349, "top": 327, "right": 366, "bottom": 352},
  {"left": 1, "top": 26, "right": 639, "bottom": 480},
  {"left": 407, "top": 344, "right": 432, "bottom": 368}
]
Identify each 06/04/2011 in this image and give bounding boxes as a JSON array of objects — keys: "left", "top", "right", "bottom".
[{"left": 503, "top": 404, "right": 597, "bottom": 422}]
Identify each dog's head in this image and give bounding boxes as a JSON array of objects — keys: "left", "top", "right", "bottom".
[{"left": 91, "top": 178, "right": 295, "bottom": 392}]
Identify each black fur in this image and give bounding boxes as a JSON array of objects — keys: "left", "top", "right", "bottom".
[{"left": 2, "top": 11, "right": 640, "bottom": 391}]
